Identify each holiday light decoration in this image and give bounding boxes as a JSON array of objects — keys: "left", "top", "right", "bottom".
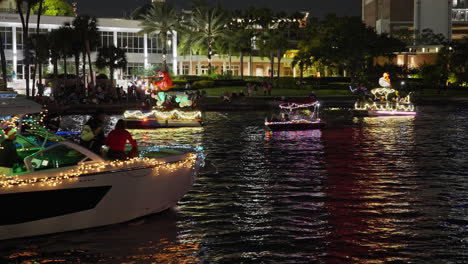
[
  {"left": 279, "top": 101, "right": 320, "bottom": 110},
  {"left": 124, "top": 110, "right": 202, "bottom": 121},
  {"left": 354, "top": 73, "right": 416, "bottom": 116},
  {"left": 0, "top": 153, "right": 199, "bottom": 188},
  {"left": 370, "top": 88, "right": 396, "bottom": 100},
  {"left": 265, "top": 119, "right": 323, "bottom": 126}
]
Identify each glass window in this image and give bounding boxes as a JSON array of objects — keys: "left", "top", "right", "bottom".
[
  {"left": 182, "top": 64, "right": 189, "bottom": 75},
  {"left": 148, "top": 33, "right": 172, "bottom": 54},
  {"left": 0, "top": 27, "right": 13, "bottom": 50},
  {"left": 99, "top": 31, "right": 114, "bottom": 48},
  {"left": 231, "top": 65, "right": 240, "bottom": 76},
  {"left": 125, "top": 62, "right": 145, "bottom": 79},
  {"left": 117, "top": 32, "right": 144, "bottom": 53},
  {"left": 148, "top": 33, "right": 160, "bottom": 53},
  {"left": 16, "top": 27, "right": 48, "bottom": 50},
  {"left": 29, "top": 145, "right": 87, "bottom": 171}
]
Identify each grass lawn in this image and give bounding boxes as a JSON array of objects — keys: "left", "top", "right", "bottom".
[
  {"left": 202, "top": 86, "right": 468, "bottom": 98},
  {"left": 203, "top": 86, "right": 352, "bottom": 97}
]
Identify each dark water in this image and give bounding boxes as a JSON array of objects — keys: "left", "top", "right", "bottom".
[{"left": 1, "top": 106, "right": 468, "bottom": 263}]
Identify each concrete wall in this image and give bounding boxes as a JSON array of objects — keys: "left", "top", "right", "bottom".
[{"left": 415, "top": 0, "right": 452, "bottom": 40}]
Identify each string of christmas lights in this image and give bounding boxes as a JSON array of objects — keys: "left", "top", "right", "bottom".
[
  {"left": 124, "top": 110, "right": 202, "bottom": 120},
  {"left": 0, "top": 153, "right": 198, "bottom": 188}
]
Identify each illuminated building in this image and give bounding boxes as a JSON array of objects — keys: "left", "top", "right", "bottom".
[
  {"left": 0, "top": 13, "right": 178, "bottom": 94},
  {"left": 362, "top": 0, "right": 451, "bottom": 40}
]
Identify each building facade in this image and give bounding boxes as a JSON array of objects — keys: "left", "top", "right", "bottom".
[
  {"left": 0, "top": 13, "right": 178, "bottom": 93},
  {"left": 362, "top": 0, "right": 414, "bottom": 35}
]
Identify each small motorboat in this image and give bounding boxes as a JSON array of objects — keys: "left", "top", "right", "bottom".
[
  {"left": 0, "top": 92, "right": 205, "bottom": 240},
  {"left": 265, "top": 101, "right": 325, "bottom": 131}
]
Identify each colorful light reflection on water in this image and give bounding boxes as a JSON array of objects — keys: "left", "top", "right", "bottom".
[{"left": 1, "top": 108, "right": 468, "bottom": 263}]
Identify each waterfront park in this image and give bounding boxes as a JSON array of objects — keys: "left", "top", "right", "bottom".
[{"left": 0, "top": 0, "right": 467, "bottom": 263}]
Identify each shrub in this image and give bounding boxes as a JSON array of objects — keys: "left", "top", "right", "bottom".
[
  {"left": 192, "top": 80, "right": 215, "bottom": 89},
  {"left": 172, "top": 80, "right": 187, "bottom": 87},
  {"left": 96, "top": 74, "right": 108, "bottom": 79}
]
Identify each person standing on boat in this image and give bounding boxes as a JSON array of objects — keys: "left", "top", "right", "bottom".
[
  {"left": 0, "top": 127, "right": 23, "bottom": 174},
  {"left": 104, "top": 119, "right": 138, "bottom": 160},
  {"left": 80, "top": 112, "right": 106, "bottom": 155}
]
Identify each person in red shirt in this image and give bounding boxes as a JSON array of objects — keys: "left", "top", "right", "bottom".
[{"left": 104, "top": 119, "right": 138, "bottom": 160}]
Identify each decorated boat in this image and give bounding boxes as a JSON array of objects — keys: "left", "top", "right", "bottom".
[
  {"left": 265, "top": 100, "right": 325, "bottom": 131},
  {"left": 353, "top": 73, "right": 416, "bottom": 117},
  {"left": 124, "top": 71, "right": 202, "bottom": 128},
  {"left": 0, "top": 92, "right": 205, "bottom": 240}
]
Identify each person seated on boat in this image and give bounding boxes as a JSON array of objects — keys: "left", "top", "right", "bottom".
[
  {"left": 104, "top": 119, "right": 138, "bottom": 160},
  {"left": 0, "top": 127, "right": 24, "bottom": 175},
  {"left": 270, "top": 113, "right": 281, "bottom": 122},
  {"left": 80, "top": 112, "right": 106, "bottom": 155}
]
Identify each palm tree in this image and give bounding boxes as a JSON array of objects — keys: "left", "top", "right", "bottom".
[
  {"left": 228, "top": 10, "right": 253, "bottom": 79},
  {"left": 291, "top": 50, "right": 312, "bottom": 86},
  {"left": 73, "top": 15, "right": 99, "bottom": 88},
  {"left": 57, "top": 25, "right": 74, "bottom": 79},
  {"left": 188, "top": 4, "right": 228, "bottom": 74},
  {"left": 138, "top": 2, "right": 179, "bottom": 72},
  {"left": 0, "top": 38, "right": 7, "bottom": 91},
  {"left": 258, "top": 29, "right": 277, "bottom": 83},
  {"left": 16, "top": 0, "right": 41, "bottom": 98},
  {"left": 30, "top": 33, "right": 49, "bottom": 95},
  {"left": 48, "top": 29, "right": 61, "bottom": 94},
  {"left": 95, "top": 45, "right": 127, "bottom": 84},
  {"left": 179, "top": 30, "right": 197, "bottom": 75}
]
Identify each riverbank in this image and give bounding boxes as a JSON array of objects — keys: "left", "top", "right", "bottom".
[{"left": 44, "top": 94, "right": 468, "bottom": 114}]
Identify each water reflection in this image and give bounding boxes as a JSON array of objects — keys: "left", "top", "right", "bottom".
[
  {"left": 2, "top": 109, "right": 468, "bottom": 263},
  {"left": 1, "top": 209, "right": 200, "bottom": 263}
]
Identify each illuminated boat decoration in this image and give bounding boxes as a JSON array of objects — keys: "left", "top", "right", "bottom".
[
  {"left": 0, "top": 94, "right": 205, "bottom": 240},
  {"left": 353, "top": 73, "right": 416, "bottom": 117},
  {"left": 123, "top": 89, "right": 202, "bottom": 129},
  {"left": 123, "top": 109, "right": 202, "bottom": 129},
  {"left": 265, "top": 101, "right": 325, "bottom": 131}
]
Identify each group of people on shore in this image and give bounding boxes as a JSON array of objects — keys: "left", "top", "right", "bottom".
[
  {"left": 246, "top": 81, "right": 273, "bottom": 97},
  {"left": 35, "top": 82, "right": 148, "bottom": 107},
  {"left": 79, "top": 112, "right": 138, "bottom": 160}
]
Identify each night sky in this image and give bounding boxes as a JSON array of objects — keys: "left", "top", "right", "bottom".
[{"left": 76, "top": 0, "right": 361, "bottom": 19}]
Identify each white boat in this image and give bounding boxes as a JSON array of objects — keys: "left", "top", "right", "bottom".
[{"left": 0, "top": 92, "right": 204, "bottom": 240}]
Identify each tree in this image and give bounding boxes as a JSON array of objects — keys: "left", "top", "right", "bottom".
[
  {"left": 48, "top": 29, "right": 61, "bottom": 93},
  {"left": 291, "top": 50, "right": 312, "bottom": 86},
  {"left": 299, "top": 15, "right": 405, "bottom": 83},
  {"left": 31, "top": 0, "right": 74, "bottom": 16},
  {"left": 16, "top": 0, "right": 41, "bottom": 98},
  {"left": 30, "top": 33, "right": 49, "bottom": 95},
  {"left": 0, "top": 38, "right": 7, "bottom": 91},
  {"left": 188, "top": 4, "right": 228, "bottom": 74},
  {"left": 445, "top": 37, "right": 468, "bottom": 84},
  {"left": 73, "top": 15, "right": 99, "bottom": 88},
  {"left": 95, "top": 45, "right": 127, "bottom": 84},
  {"left": 228, "top": 10, "right": 253, "bottom": 78},
  {"left": 138, "top": 2, "right": 179, "bottom": 72}
]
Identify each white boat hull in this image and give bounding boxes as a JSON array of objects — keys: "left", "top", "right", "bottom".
[{"left": 0, "top": 153, "right": 202, "bottom": 240}]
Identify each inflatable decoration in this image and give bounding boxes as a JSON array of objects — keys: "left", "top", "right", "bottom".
[
  {"left": 152, "top": 91, "right": 166, "bottom": 107},
  {"left": 153, "top": 70, "right": 173, "bottom": 91},
  {"left": 175, "top": 92, "right": 193, "bottom": 108},
  {"left": 378, "top": 72, "right": 391, "bottom": 88}
]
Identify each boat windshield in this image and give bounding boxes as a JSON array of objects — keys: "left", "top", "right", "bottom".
[{"left": 0, "top": 116, "right": 65, "bottom": 160}]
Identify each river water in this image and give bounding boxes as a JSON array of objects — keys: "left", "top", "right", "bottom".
[{"left": 1, "top": 105, "right": 468, "bottom": 263}]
